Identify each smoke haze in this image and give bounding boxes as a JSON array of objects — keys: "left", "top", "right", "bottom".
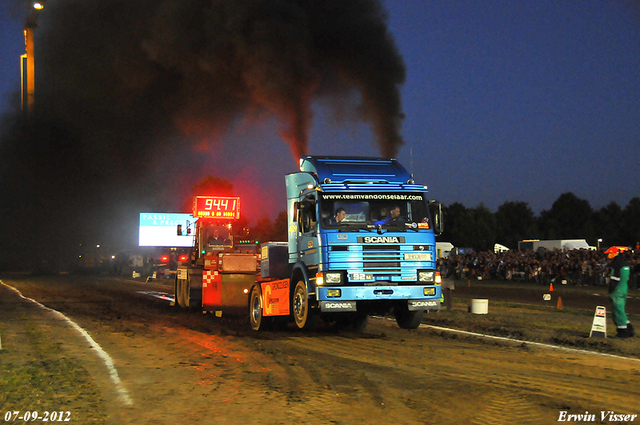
[{"left": 0, "top": 0, "right": 406, "bottom": 268}]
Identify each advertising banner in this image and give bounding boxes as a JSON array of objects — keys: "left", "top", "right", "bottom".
[{"left": 138, "top": 213, "right": 195, "bottom": 247}]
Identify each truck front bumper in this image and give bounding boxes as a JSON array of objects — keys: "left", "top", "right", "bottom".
[{"left": 316, "top": 285, "right": 441, "bottom": 312}]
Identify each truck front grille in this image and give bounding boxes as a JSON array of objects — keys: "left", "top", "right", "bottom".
[{"left": 329, "top": 244, "right": 405, "bottom": 278}]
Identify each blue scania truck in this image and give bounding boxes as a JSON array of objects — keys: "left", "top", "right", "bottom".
[{"left": 250, "top": 156, "right": 443, "bottom": 331}]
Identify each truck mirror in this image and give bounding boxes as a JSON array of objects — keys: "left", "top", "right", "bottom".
[
  {"left": 299, "top": 200, "right": 312, "bottom": 210},
  {"left": 429, "top": 201, "right": 444, "bottom": 236},
  {"left": 434, "top": 203, "right": 444, "bottom": 236}
]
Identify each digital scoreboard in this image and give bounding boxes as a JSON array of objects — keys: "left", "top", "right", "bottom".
[{"left": 193, "top": 196, "right": 240, "bottom": 219}]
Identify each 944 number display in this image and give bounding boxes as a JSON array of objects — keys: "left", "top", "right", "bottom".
[{"left": 3, "top": 411, "right": 71, "bottom": 422}]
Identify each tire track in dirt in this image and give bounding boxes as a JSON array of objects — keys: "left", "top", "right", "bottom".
[
  {"left": 471, "top": 393, "right": 542, "bottom": 425},
  {"left": 4, "top": 275, "right": 639, "bottom": 424},
  {"left": 246, "top": 335, "right": 426, "bottom": 424},
  {"left": 279, "top": 327, "right": 638, "bottom": 423}
]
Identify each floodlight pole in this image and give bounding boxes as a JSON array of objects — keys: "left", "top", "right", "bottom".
[
  {"left": 20, "top": 53, "right": 27, "bottom": 112},
  {"left": 24, "top": 25, "right": 35, "bottom": 117},
  {"left": 22, "top": 2, "right": 45, "bottom": 118}
]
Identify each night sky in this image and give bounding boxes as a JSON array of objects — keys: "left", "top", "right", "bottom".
[{"left": 1, "top": 1, "right": 639, "bottom": 258}]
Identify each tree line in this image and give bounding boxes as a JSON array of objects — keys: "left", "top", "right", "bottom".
[
  {"left": 440, "top": 192, "right": 640, "bottom": 252},
  {"left": 185, "top": 179, "right": 639, "bottom": 251},
  {"left": 245, "top": 192, "right": 640, "bottom": 251}
]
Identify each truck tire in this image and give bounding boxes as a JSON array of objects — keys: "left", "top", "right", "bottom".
[
  {"left": 249, "top": 285, "right": 269, "bottom": 331},
  {"left": 351, "top": 313, "right": 369, "bottom": 332},
  {"left": 173, "top": 277, "right": 180, "bottom": 307},
  {"left": 176, "top": 278, "right": 186, "bottom": 308},
  {"left": 333, "top": 313, "right": 369, "bottom": 332},
  {"left": 395, "top": 305, "right": 424, "bottom": 329},
  {"left": 183, "top": 279, "right": 192, "bottom": 309},
  {"left": 292, "top": 280, "right": 319, "bottom": 330}
]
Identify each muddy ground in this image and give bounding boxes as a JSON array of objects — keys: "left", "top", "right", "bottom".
[{"left": 1, "top": 274, "right": 638, "bottom": 425}]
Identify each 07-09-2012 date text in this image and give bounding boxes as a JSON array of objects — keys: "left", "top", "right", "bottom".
[{"left": 2, "top": 411, "right": 71, "bottom": 422}]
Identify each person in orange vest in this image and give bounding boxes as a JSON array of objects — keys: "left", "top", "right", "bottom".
[{"left": 608, "top": 247, "right": 634, "bottom": 338}]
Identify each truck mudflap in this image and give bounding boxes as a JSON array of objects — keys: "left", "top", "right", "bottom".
[
  {"left": 408, "top": 299, "right": 440, "bottom": 311},
  {"left": 320, "top": 300, "right": 357, "bottom": 312}
]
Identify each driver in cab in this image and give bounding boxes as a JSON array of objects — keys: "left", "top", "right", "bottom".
[
  {"left": 331, "top": 208, "right": 346, "bottom": 225},
  {"left": 385, "top": 206, "right": 405, "bottom": 224},
  {"left": 208, "top": 229, "right": 230, "bottom": 246}
]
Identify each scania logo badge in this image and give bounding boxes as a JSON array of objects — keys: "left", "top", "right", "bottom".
[{"left": 358, "top": 236, "right": 406, "bottom": 243}]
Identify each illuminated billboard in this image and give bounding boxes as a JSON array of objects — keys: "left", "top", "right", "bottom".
[{"left": 139, "top": 213, "right": 195, "bottom": 247}]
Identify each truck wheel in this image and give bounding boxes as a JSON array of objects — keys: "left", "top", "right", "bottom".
[
  {"left": 249, "top": 285, "right": 269, "bottom": 331},
  {"left": 395, "top": 305, "right": 424, "bottom": 329},
  {"left": 176, "top": 279, "right": 186, "bottom": 308},
  {"left": 173, "top": 277, "right": 180, "bottom": 307},
  {"left": 333, "top": 313, "right": 369, "bottom": 332},
  {"left": 183, "top": 280, "right": 192, "bottom": 309},
  {"left": 351, "top": 313, "right": 369, "bottom": 332},
  {"left": 292, "top": 280, "right": 319, "bottom": 330}
]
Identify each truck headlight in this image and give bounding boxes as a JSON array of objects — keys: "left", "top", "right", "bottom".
[
  {"left": 325, "top": 272, "right": 342, "bottom": 284},
  {"left": 418, "top": 270, "right": 435, "bottom": 282},
  {"left": 316, "top": 271, "right": 343, "bottom": 285}
]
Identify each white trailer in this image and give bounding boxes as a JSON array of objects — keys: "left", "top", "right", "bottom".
[
  {"left": 518, "top": 239, "right": 590, "bottom": 251},
  {"left": 436, "top": 242, "right": 454, "bottom": 259}
]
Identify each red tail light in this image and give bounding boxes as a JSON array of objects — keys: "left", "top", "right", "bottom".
[
  {"left": 160, "top": 255, "right": 169, "bottom": 263},
  {"left": 178, "top": 254, "right": 188, "bottom": 262}
]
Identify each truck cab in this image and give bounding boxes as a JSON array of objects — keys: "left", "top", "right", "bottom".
[{"left": 254, "top": 156, "right": 444, "bottom": 330}]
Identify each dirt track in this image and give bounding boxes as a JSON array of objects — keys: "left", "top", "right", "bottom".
[{"left": 1, "top": 274, "right": 639, "bottom": 425}]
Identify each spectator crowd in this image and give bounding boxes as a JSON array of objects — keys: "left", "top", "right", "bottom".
[{"left": 437, "top": 248, "right": 640, "bottom": 288}]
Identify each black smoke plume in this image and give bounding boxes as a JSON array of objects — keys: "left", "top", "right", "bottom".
[
  {"left": 36, "top": 0, "right": 406, "bottom": 161},
  {"left": 0, "top": 0, "right": 406, "bottom": 269}
]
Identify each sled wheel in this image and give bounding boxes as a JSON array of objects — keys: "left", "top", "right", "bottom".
[{"left": 176, "top": 278, "right": 186, "bottom": 308}]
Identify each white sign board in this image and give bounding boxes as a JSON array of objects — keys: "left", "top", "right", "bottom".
[
  {"left": 589, "top": 306, "right": 607, "bottom": 338},
  {"left": 139, "top": 213, "right": 195, "bottom": 247}
]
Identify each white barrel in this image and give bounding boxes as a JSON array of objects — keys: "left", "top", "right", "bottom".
[{"left": 470, "top": 299, "right": 489, "bottom": 314}]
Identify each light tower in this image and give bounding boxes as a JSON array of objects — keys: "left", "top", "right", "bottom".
[{"left": 22, "top": 2, "right": 45, "bottom": 117}]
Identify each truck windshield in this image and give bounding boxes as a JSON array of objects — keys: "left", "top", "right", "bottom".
[
  {"left": 201, "top": 223, "right": 233, "bottom": 251},
  {"left": 319, "top": 192, "right": 432, "bottom": 229}
]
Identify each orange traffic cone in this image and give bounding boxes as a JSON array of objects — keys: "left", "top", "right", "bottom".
[
  {"left": 549, "top": 282, "right": 554, "bottom": 292},
  {"left": 557, "top": 296, "right": 563, "bottom": 309}
]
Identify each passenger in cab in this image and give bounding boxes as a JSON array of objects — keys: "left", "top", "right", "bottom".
[{"left": 385, "top": 206, "right": 405, "bottom": 224}]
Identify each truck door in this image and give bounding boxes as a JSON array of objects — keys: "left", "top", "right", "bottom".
[{"left": 297, "top": 195, "right": 319, "bottom": 266}]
